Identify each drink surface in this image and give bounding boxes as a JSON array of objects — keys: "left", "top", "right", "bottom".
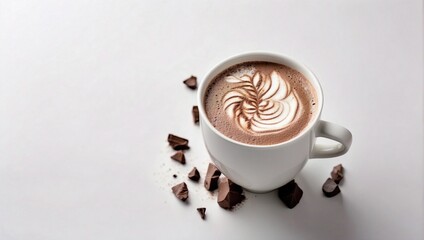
[{"left": 204, "top": 61, "right": 318, "bottom": 145}]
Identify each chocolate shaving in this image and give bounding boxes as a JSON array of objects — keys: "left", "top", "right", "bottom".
[
  {"left": 217, "top": 177, "right": 245, "bottom": 210},
  {"left": 278, "top": 180, "right": 303, "bottom": 209},
  {"left": 188, "top": 167, "right": 200, "bottom": 182},
  {"left": 196, "top": 208, "right": 206, "bottom": 220},
  {"left": 183, "top": 76, "right": 197, "bottom": 89},
  {"left": 204, "top": 163, "right": 221, "bottom": 191},
  {"left": 168, "top": 134, "right": 189, "bottom": 150},
  {"left": 192, "top": 106, "right": 199, "bottom": 124},
  {"left": 331, "top": 164, "right": 344, "bottom": 184},
  {"left": 322, "top": 178, "right": 340, "bottom": 197},
  {"left": 172, "top": 182, "right": 189, "bottom": 201},
  {"left": 170, "top": 151, "right": 186, "bottom": 164}
]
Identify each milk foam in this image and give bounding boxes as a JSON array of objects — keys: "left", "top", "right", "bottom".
[{"left": 223, "top": 70, "right": 300, "bottom": 134}]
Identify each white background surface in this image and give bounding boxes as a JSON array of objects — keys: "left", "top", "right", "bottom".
[{"left": 0, "top": 1, "right": 422, "bottom": 239}]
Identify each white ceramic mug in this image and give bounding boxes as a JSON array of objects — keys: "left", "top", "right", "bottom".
[{"left": 198, "top": 52, "right": 352, "bottom": 193}]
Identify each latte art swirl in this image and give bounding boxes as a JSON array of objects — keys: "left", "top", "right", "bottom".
[{"left": 222, "top": 71, "right": 299, "bottom": 133}]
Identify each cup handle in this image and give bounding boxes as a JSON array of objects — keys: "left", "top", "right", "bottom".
[{"left": 310, "top": 120, "right": 353, "bottom": 158}]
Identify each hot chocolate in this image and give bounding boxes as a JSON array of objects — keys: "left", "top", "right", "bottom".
[{"left": 204, "top": 61, "right": 318, "bottom": 145}]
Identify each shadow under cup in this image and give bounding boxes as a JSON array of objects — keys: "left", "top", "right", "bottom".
[{"left": 197, "top": 52, "right": 325, "bottom": 193}]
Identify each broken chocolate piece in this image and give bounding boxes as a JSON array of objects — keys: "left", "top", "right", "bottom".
[
  {"left": 278, "top": 180, "right": 303, "bottom": 209},
  {"left": 167, "top": 134, "right": 189, "bottom": 150},
  {"left": 331, "top": 164, "right": 344, "bottom": 184},
  {"left": 197, "top": 208, "right": 206, "bottom": 220},
  {"left": 183, "top": 76, "right": 197, "bottom": 89},
  {"left": 192, "top": 106, "right": 199, "bottom": 124},
  {"left": 172, "top": 182, "right": 189, "bottom": 201},
  {"left": 217, "top": 177, "right": 245, "bottom": 210},
  {"left": 188, "top": 167, "right": 200, "bottom": 182},
  {"left": 322, "top": 178, "right": 340, "bottom": 197},
  {"left": 204, "top": 163, "right": 221, "bottom": 191},
  {"left": 170, "top": 151, "right": 186, "bottom": 164}
]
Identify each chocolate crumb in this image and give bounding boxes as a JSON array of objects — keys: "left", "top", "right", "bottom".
[
  {"left": 168, "top": 134, "right": 189, "bottom": 150},
  {"left": 188, "top": 167, "right": 200, "bottom": 182},
  {"left": 197, "top": 208, "right": 206, "bottom": 220},
  {"left": 322, "top": 178, "right": 341, "bottom": 197},
  {"left": 173, "top": 174, "right": 177, "bottom": 178},
  {"left": 192, "top": 106, "right": 199, "bottom": 124},
  {"left": 183, "top": 76, "right": 197, "bottom": 89},
  {"left": 170, "top": 151, "right": 186, "bottom": 164},
  {"left": 204, "top": 163, "right": 221, "bottom": 191},
  {"left": 172, "top": 182, "right": 189, "bottom": 201},
  {"left": 331, "top": 164, "right": 344, "bottom": 184},
  {"left": 217, "top": 177, "right": 245, "bottom": 210},
  {"left": 278, "top": 180, "right": 303, "bottom": 209}
]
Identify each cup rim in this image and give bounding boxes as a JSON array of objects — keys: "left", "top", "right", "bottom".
[{"left": 197, "top": 52, "right": 324, "bottom": 149}]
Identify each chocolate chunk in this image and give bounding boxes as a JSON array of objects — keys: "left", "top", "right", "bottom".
[
  {"left": 173, "top": 174, "right": 177, "bottom": 178},
  {"left": 170, "top": 151, "right": 186, "bottom": 164},
  {"left": 168, "top": 134, "right": 189, "bottom": 150},
  {"left": 322, "top": 178, "right": 341, "bottom": 197},
  {"left": 217, "top": 177, "right": 245, "bottom": 210},
  {"left": 192, "top": 106, "right": 199, "bottom": 124},
  {"left": 183, "top": 76, "right": 197, "bottom": 89},
  {"left": 188, "top": 167, "right": 200, "bottom": 182},
  {"left": 278, "top": 180, "right": 303, "bottom": 209},
  {"left": 204, "top": 163, "right": 221, "bottom": 191},
  {"left": 172, "top": 182, "right": 189, "bottom": 201},
  {"left": 196, "top": 208, "right": 206, "bottom": 220},
  {"left": 331, "top": 164, "right": 344, "bottom": 184}
]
